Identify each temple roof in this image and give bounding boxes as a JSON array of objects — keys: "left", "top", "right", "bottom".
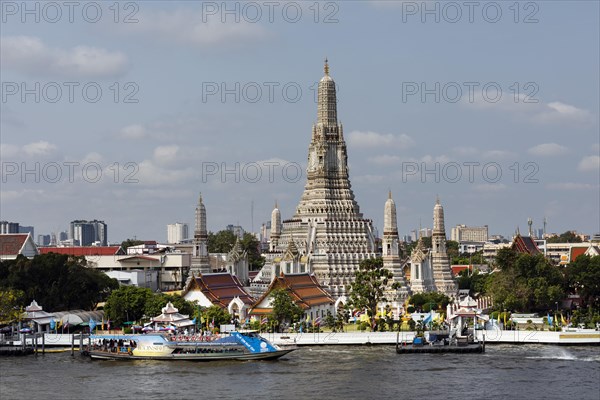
[
  {"left": 511, "top": 234, "right": 541, "bottom": 255},
  {"left": 183, "top": 272, "right": 254, "bottom": 307},
  {"left": 39, "top": 246, "right": 124, "bottom": 256},
  {"left": 251, "top": 273, "right": 334, "bottom": 314}
]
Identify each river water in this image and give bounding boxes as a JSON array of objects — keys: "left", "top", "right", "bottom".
[{"left": 1, "top": 344, "right": 599, "bottom": 399}]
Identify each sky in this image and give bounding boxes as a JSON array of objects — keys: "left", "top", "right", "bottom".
[{"left": 1, "top": 0, "right": 599, "bottom": 243}]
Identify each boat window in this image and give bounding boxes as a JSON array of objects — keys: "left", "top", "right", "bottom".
[{"left": 153, "top": 343, "right": 164, "bottom": 345}]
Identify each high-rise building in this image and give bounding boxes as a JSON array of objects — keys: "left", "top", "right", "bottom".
[
  {"left": 0, "top": 221, "right": 20, "bottom": 234},
  {"left": 450, "top": 224, "right": 488, "bottom": 242},
  {"left": 37, "top": 234, "right": 51, "bottom": 246},
  {"left": 167, "top": 222, "right": 189, "bottom": 244},
  {"left": 19, "top": 226, "right": 34, "bottom": 237},
  {"left": 69, "top": 220, "right": 108, "bottom": 246},
  {"left": 226, "top": 225, "right": 245, "bottom": 239}
]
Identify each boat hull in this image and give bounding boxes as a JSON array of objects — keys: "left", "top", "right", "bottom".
[
  {"left": 89, "top": 348, "right": 295, "bottom": 361},
  {"left": 396, "top": 343, "right": 484, "bottom": 354}
]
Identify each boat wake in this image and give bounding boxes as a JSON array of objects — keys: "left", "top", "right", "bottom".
[{"left": 526, "top": 348, "right": 600, "bottom": 362}]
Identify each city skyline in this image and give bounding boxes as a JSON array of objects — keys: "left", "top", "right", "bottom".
[{"left": 1, "top": 1, "right": 598, "bottom": 243}]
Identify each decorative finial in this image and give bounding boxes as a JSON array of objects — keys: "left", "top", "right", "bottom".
[
  {"left": 324, "top": 58, "right": 329, "bottom": 76},
  {"left": 274, "top": 200, "right": 278, "bottom": 209},
  {"left": 198, "top": 192, "right": 203, "bottom": 203},
  {"left": 436, "top": 194, "right": 440, "bottom": 205},
  {"left": 388, "top": 190, "right": 392, "bottom": 200}
]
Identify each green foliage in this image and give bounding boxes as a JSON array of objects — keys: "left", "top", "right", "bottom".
[
  {"left": 0, "top": 253, "right": 118, "bottom": 311},
  {"left": 269, "top": 288, "right": 304, "bottom": 331},
  {"left": 202, "top": 305, "right": 232, "bottom": 329},
  {"left": 456, "top": 269, "right": 490, "bottom": 295},
  {"left": 120, "top": 239, "right": 144, "bottom": 250},
  {"left": 0, "top": 289, "right": 25, "bottom": 323},
  {"left": 564, "top": 255, "right": 600, "bottom": 309},
  {"left": 452, "top": 251, "right": 486, "bottom": 266},
  {"left": 207, "top": 231, "right": 265, "bottom": 270},
  {"left": 409, "top": 292, "right": 451, "bottom": 312},
  {"left": 546, "top": 231, "right": 582, "bottom": 243},
  {"left": 347, "top": 258, "right": 393, "bottom": 331},
  {"left": 487, "top": 249, "right": 565, "bottom": 312},
  {"left": 207, "top": 230, "right": 237, "bottom": 253},
  {"left": 104, "top": 286, "right": 153, "bottom": 326},
  {"left": 144, "top": 293, "right": 195, "bottom": 320}
]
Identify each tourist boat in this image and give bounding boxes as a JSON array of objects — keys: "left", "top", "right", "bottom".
[
  {"left": 88, "top": 331, "right": 295, "bottom": 361},
  {"left": 396, "top": 295, "right": 486, "bottom": 354},
  {"left": 396, "top": 330, "right": 484, "bottom": 354}
]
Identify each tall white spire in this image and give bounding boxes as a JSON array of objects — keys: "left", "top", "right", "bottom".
[
  {"left": 270, "top": 201, "right": 281, "bottom": 252},
  {"left": 192, "top": 193, "right": 210, "bottom": 274},
  {"left": 430, "top": 197, "right": 456, "bottom": 296},
  {"left": 384, "top": 190, "right": 398, "bottom": 234},
  {"left": 195, "top": 193, "right": 207, "bottom": 236}
]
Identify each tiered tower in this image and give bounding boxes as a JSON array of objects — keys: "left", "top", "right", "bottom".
[
  {"left": 430, "top": 198, "right": 457, "bottom": 296},
  {"left": 382, "top": 191, "right": 410, "bottom": 299},
  {"left": 191, "top": 193, "right": 210, "bottom": 274},
  {"left": 273, "top": 60, "right": 377, "bottom": 297}
]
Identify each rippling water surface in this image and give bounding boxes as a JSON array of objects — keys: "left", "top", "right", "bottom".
[{"left": 1, "top": 345, "right": 599, "bottom": 399}]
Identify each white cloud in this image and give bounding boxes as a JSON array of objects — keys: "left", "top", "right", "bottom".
[
  {"left": 532, "top": 102, "right": 594, "bottom": 124},
  {"left": 463, "top": 92, "right": 594, "bottom": 125},
  {"left": 1, "top": 36, "right": 128, "bottom": 78},
  {"left": 22, "top": 141, "right": 57, "bottom": 157},
  {"left": 527, "top": 143, "right": 568, "bottom": 157},
  {"left": 482, "top": 150, "right": 517, "bottom": 160},
  {"left": 578, "top": 155, "right": 600, "bottom": 172},
  {"left": 452, "top": 146, "right": 478, "bottom": 156},
  {"left": 547, "top": 182, "right": 598, "bottom": 190},
  {"left": 118, "top": 8, "right": 267, "bottom": 47},
  {"left": 120, "top": 124, "right": 147, "bottom": 140},
  {"left": 348, "top": 131, "right": 414, "bottom": 149}
]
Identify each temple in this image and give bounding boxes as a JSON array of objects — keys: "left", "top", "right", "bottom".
[{"left": 259, "top": 60, "right": 378, "bottom": 298}]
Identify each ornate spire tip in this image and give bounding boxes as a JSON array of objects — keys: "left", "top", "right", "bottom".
[{"left": 324, "top": 58, "right": 329, "bottom": 75}]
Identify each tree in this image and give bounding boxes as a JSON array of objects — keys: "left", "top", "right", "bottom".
[
  {"left": 0, "top": 253, "right": 118, "bottom": 311},
  {"left": 347, "top": 258, "right": 393, "bottom": 331},
  {"left": 144, "top": 293, "right": 195, "bottom": 320},
  {"left": 0, "top": 289, "right": 24, "bottom": 323},
  {"left": 547, "top": 231, "right": 582, "bottom": 243},
  {"left": 486, "top": 251, "right": 565, "bottom": 312},
  {"left": 409, "top": 292, "right": 451, "bottom": 312},
  {"left": 120, "top": 239, "right": 144, "bottom": 250},
  {"left": 207, "top": 230, "right": 237, "bottom": 253},
  {"left": 208, "top": 230, "right": 265, "bottom": 271},
  {"left": 202, "top": 305, "right": 232, "bottom": 330},
  {"left": 269, "top": 288, "right": 304, "bottom": 332},
  {"left": 564, "top": 255, "right": 600, "bottom": 308},
  {"left": 104, "top": 286, "right": 152, "bottom": 326}
]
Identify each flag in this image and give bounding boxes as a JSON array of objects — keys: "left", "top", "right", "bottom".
[
  {"left": 314, "top": 316, "right": 322, "bottom": 326},
  {"left": 306, "top": 314, "right": 311, "bottom": 323},
  {"left": 107, "top": 319, "right": 110, "bottom": 330},
  {"left": 561, "top": 313, "right": 567, "bottom": 326},
  {"left": 89, "top": 318, "right": 97, "bottom": 332},
  {"left": 49, "top": 318, "right": 56, "bottom": 330},
  {"left": 101, "top": 318, "right": 105, "bottom": 330},
  {"left": 497, "top": 313, "right": 501, "bottom": 325},
  {"left": 192, "top": 317, "right": 197, "bottom": 325},
  {"left": 57, "top": 318, "right": 63, "bottom": 330},
  {"left": 547, "top": 314, "right": 553, "bottom": 326},
  {"left": 423, "top": 312, "right": 432, "bottom": 325},
  {"left": 209, "top": 318, "right": 214, "bottom": 329},
  {"left": 261, "top": 317, "right": 268, "bottom": 324}
]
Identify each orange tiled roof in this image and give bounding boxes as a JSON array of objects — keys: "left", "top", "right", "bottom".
[
  {"left": 0, "top": 234, "right": 29, "bottom": 255},
  {"left": 570, "top": 246, "right": 588, "bottom": 262},
  {"left": 185, "top": 273, "right": 254, "bottom": 308},
  {"left": 251, "top": 273, "right": 334, "bottom": 312}
]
